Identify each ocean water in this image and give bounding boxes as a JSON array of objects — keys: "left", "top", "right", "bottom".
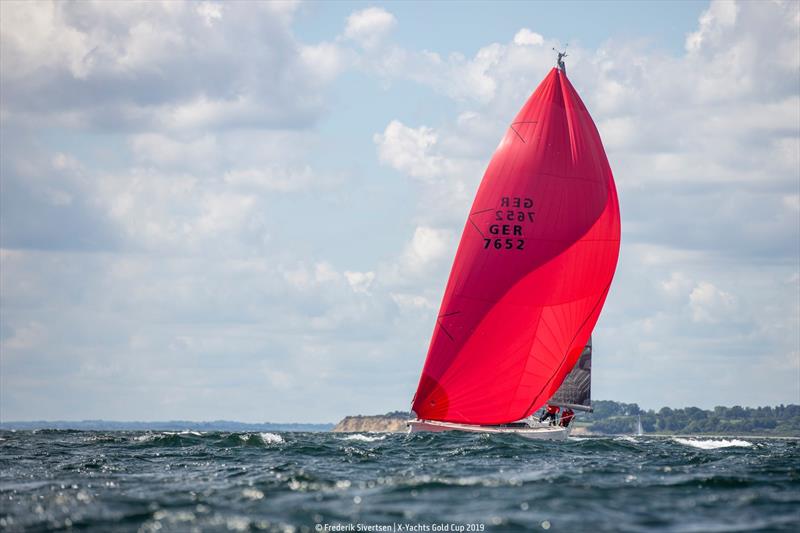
[{"left": 1, "top": 431, "right": 798, "bottom": 532}]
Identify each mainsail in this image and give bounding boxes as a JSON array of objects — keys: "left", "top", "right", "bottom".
[
  {"left": 412, "top": 67, "right": 620, "bottom": 425},
  {"left": 548, "top": 336, "right": 592, "bottom": 412}
]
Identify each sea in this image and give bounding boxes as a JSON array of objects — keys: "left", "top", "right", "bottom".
[{"left": 1, "top": 430, "right": 798, "bottom": 532}]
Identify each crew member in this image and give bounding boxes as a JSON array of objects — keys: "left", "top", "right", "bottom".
[
  {"left": 560, "top": 408, "right": 575, "bottom": 427},
  {"left": 539, "top": 404, "right": 560, "bottom": 425}
]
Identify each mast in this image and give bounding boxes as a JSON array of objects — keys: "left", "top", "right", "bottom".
[{"left": 552, "top": 45, "right": 568, "bottom": 74}]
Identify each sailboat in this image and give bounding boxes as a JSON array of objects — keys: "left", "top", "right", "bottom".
[
  {"left": 636, "top": 414, "right": 644, "bottom": 436},
  {"left": 407, "top": 57, "right": 621, "bottom": 440}
]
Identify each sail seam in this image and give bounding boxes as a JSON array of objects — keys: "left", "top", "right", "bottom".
[{"left": 522, "top": 281, "right": 612, "bottom": 418}]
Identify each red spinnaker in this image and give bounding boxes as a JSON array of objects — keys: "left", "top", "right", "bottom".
[{"left": 412, "top": 68, "right": 621, "bottom": 425}]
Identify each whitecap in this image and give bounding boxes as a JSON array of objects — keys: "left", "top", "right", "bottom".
[
  {"left": 258, "top": 432, "right": 284, "bottom": 444},
  {"left": 340, "top": 434, "right": 386, "bottom": 442},
  {"left": 673, "top": 437, "right": 753, "bottom": 449},
  {"left": 241, "top": 488, "right": 264, "bottom": 500},
  {"left": 615, "top": 436, "right": 638, "bottom": 443}
]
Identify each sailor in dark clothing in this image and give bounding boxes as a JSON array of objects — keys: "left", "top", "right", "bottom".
[{"left": 539, "top": 404, "right": 560, "bottom": 425}]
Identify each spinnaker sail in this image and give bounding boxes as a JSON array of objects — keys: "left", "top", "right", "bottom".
[{"left": 412, "top": 67, "right": 620, "bottom": 425}]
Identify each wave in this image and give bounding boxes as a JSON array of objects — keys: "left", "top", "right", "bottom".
[
  {"left": 257, "top": 432, "right": 284, "bottom": 445},
  {"left": 223, "top": 432, "right": 284, "bottom": 446},
  {"left": 131, "top": 431, "right": 283, "bottom": 447},
  {"left": 567, "top": 437, "right": 643, "bottom": 452},
  {"left": 673, "top": 437, "right": 753, "bottom": 449},
  {"left": 340, "top": 434, "right": 386, "bottom": 442}
]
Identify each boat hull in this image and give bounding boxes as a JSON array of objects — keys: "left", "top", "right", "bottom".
[{"left": 407, "top": 419, "right": 569, "bottom": 440}]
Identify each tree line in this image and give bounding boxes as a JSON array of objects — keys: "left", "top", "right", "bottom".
[{"left": 582, "top": 400, "right": 800, "bottom": 436}]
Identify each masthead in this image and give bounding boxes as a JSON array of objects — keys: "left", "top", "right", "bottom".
[{"left": 552, "top": 46, "right": 568, "bottom": 73}]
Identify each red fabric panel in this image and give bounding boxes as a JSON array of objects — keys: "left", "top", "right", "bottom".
[{"left": 412, "top": 69, "right": 621, "bottom": 424}]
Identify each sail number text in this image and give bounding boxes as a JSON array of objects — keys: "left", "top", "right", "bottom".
[{"left": 483, "top": 196, "right": 534, "bottom": 251}]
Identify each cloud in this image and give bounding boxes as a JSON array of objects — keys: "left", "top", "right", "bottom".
[
  {"left": 685, "top": 0, "right": 739, "bottom": 53},
  {"left": 660, "top": 272, "right": 693, "bottom": 297},
  {"left": 402, "top": 226, "right": 452, "bottom": 273},
  {"left": 689, "top": 281, "right": 736, "bottom": 323},
  {"left": 129, "top": 133, "right": 218, "bottom": 168},
  {"left": 374, "top": 120, "right": 453, "bottom": 180},
  {"left": 196, "top": 2, "right": 223, "bottom": 27},
  {"left": 0, "top": 1, "right": 344, "bottom": 131},
  {"left": 373, "top": 118, "right": 484, "bottom": 227},
  {"left": 343, "top": 7, "right": 396, "bottom": 48},
  {"left": 513, "top": 28, "right": 544, "bottom": 46},
  {"left": 344, "top": 271, "right": 376, "bottom": 294},
  {"left": 282, "top": 261, "right": 341, "bottom": 291},
  {"left": 390, "top": 292, "right": 435, "bottom": 311}
]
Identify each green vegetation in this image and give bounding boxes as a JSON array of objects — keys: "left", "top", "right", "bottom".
[{"left": 581, "top": 401, "right": 800, "bottom": 436}]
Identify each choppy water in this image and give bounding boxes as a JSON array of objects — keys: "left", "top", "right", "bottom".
[{"left": 1, "top": 430, "right": 798, "bottom": 532}]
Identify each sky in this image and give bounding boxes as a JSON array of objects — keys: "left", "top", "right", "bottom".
[{"left": 1, "top": 0, "right": 798, "bottom": 423}]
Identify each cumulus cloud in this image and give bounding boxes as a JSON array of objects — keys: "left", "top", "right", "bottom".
[
  {"left": 390, "top": 292, "right": 435, "bottom": 311},
  {"left": 685, "top": 0, "right": 739, "bottom": 53},
  {"left": 374, "top": 120, "right": 453, "bottom": 180},
  {"left": 0, "top": 1, "right": 344, "bottom": 131},
  {"left": 689, "top": 281, "right": 736, "bottom": 323},
  {"left": 343, "top": 7, "right": 396, "bottom": 48},
  {"left": 344, "top": 271, "right": 376, "bottom": 294},
  {"left": 660, "top": 272, "right": 693, "bottom": 297},
  {"left": 513, "top": 28, "right": 544, "bottom": 46},
  {"left": 402, "top": 226, "right": 453, "bottom": 273},
  {"left": 282, "top": 261, "right": 342, "bottom": 291}
]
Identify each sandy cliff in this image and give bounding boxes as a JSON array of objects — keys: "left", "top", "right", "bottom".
[{"left": 331, "top": 412, "right": 411, "bottom": 433}]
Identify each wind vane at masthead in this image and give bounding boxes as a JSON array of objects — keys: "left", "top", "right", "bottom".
[{"left": 552, "top": 46, "right": 568, "bottom": 73}]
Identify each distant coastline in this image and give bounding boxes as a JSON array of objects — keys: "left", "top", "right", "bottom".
[
  {"left": 330, "top": 401, "right": 800, "bottom": 436},
  {"left": 331, "top": 411, "right": 410, "bottom": 433},
  {"left": 3, "top": 401, "right": 798, "bottom": 436},
  {"left": 582, "top": 401, "right": 800, "bottom": 437},
  {"left": 0, "top": 420, "right": 333, "bottom": 432}
]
